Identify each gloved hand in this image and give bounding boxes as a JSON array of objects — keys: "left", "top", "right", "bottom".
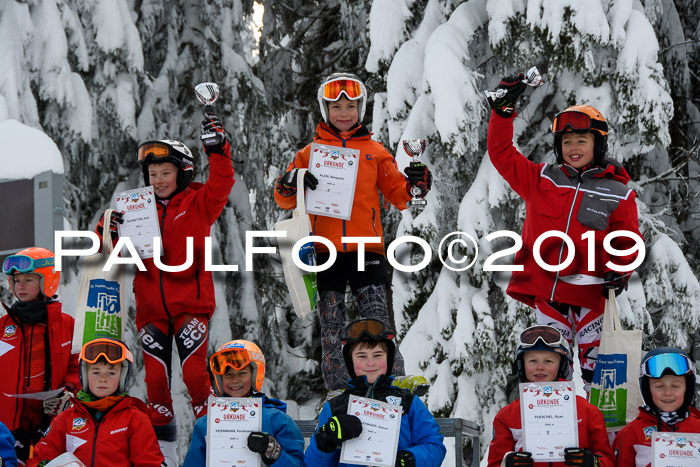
[
  {"left": 395, "top": 450, "right": 415, "bottom": 467},
  {"left": 314, "top": 414, "right": 363, "bottom": 453},
  {"left": 275, "top": 169, "right": 319, "bottom": 197},
  {"left": 564, "top": 447, "right": 598, "bottom": 466},
  {"left": 43, "top": 390, "right": 73, "bottom": 416},
  {"left": 96, "top": 211, "right": 123, "bottom": 240},
  {"left": 491, "top": 74, "right": 527, "bottom": 118},
  {"left": 502, "top": 451, "right": 534, "bottom": 466},
  {"left": 404, "top": 163, "right": 432, "bottom": 199},
  {"left": 602, "top": 271, "right": 628, "bottom": 298},
  {"left": 200, "top": 111, "right": 228, "bottom": 156},
  {"left": 247, "top": 432, "right": 282, "bottom": 465}
]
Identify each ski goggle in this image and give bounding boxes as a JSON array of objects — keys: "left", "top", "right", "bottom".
[
  {"left": 137, "top": 141, "right": 179, "bottom": 165},
  {"left": 641, "top": 353, "right": 692, "bottom": 379},
  {"left": 210, "top": 348, "right": 251, "bottom": 375},
  {"left": 3, "top": 255, "right": 54, "bottom": 275},
  {"left": 518, "top": 325, "right": 567, "bottom": 349},
  {"left": 321, "top": 78, "right": 364, "bottom": 102},
  {"left": 342, "top": 318, "right": 395, "bottom": 345},
  {"left": 80, "top": 339, "right": 133, "bottom": 365},
  {"left": 552, "top": 110, "right": 608, "bottom": 135}
]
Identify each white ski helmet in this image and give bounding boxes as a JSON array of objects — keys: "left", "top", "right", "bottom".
[
  {"left": 317, "top": 73, "right": 367, "bottom": 125},
  {"left": 137, "top": 139, "right": 195, "bottom": 191},
  {"left": 79, "top": 338, "right": 134, "bottom": 395}
]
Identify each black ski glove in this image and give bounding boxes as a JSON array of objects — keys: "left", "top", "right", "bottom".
[
  {"left": 395, "top": 450, "right": 415, "bottom": 467},
  {"left": 602, "top": 271, "right": 628, "bottom": 298},
  {"left": 275, "top": 169, "right": 319, "bottom": 197},
  {"left": 314, "top": 414, "right": 363, "bottom": 453},
  {"left": 564, "top": 447, "right": 599, "bottom": 466},
  {"left": 200, "top": 111, "right": 228, "bottom": 156},
  {"left": 491, "top": 74, "right": 528, "bottom": 118},
  {"left": 404, "top": 163, "right": 432, "bottom": 199},
  {"left": 247, "top": 432, "right": 282, "bottom": 465},
  {"left": 503, "top": 451, "right": 534, "bottom": 466},
  {"left": 96, "top": 210, "right": 123, "bottom": 240}
]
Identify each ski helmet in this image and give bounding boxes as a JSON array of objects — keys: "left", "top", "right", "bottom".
[
  {"left": 210, "top": 340, "right": 266, "bottom": 395},
  {"left": 341, "top": 318, "right": 396, "bottom": 379},
  {"left": 3, "top": 247, "right": 60, "bottom": 299},
  {"left": 515, "top": 325, "right": 573, "bottom": 383},
  {"left": 639, "top": 347, "right": 696, "bottom": 412},
  {"left": 137, "top": 140, "right": 195, "bottom": 192},
  {"left": 552, "top": 105, "right": 609, "bottom": 164},
  {"left": 79, "top": 338, "right": 134, "bottom": 394},
  {"left": 317, "top": 73, "right": 368, "bottom": 125}
]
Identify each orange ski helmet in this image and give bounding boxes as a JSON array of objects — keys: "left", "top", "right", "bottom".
[
  {"left": 209, "top": 340, "right": 266, "bottom": 395},
  {"left": 552, "top": 105, "right": 608, "bottom": 164},
  {"left": 3, "top": 247, "right": 60, "bottom": 299}
]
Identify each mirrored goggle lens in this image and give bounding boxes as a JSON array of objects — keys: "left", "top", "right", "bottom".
[
  {"left": 553, "top": 111, "right": 592, "bottom": 133},
  {"left": 81, "top": 340, "right": 131, "bottom": 364},
  {"left": 137, "top": 142, "right": 172, "bottom": 162},
  {"left": 644, "top": 353, "right": 690, "bottom": 378},
  {"left": 210, "top": 349, "right": 250, "bottom": 375},
  {"left": 519, "top": 325, "right": 565, "bottom": 346},
  {"left": 2, "top": 255, "right": 54, "bottom": 274},
  {"left": 322, "top": 79, "right": 363, "bottom": 101},
  {"left": 343, "top": 319, "right": 394, "bottom": 342}
]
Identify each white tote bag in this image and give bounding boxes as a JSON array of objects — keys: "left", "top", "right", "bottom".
[
  {"left": 71, "top": 209, "right": 126, "bottom": 353},
  {"left": 589, "top": 291, "right": 643, "bottom": 431},
  {"left": 274, "top": 169, "right": 318, "bottom": 319}
]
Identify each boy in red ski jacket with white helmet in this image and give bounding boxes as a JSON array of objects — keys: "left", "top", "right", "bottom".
[{"left": 487, "top": 74, "right": 643, "bottom": 387}]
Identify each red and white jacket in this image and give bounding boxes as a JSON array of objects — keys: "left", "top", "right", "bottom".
[
  {"left": 488, "top": 111, "right": 642, "bottom": 311},
  {"left": 488, "top": 395, "right": 615, "bottom": 466},
  {"left": 0, "top": 301, "right": 80, "bottom": 430},
  {"left": 612, "top": 406, "right": 700, "bottom": 467}
]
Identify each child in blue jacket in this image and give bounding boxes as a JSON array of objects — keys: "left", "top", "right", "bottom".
[{"left": 183, "top": 340, "right": 305, "bottom": 466}]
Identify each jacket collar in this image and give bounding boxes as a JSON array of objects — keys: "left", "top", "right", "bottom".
[
  {"left": 315, "top": 122, "right": 371, "bottom": 143},
  {"left": 560, "top": 158, "right": 631, "bottom": 184}
]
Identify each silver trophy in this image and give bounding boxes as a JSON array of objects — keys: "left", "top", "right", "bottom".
[
  {"left": 194, "top": 82, "right": 222, "bottom": 146},
  {"left": 482, "top": 66, "right": 544, "bottom": 106},
  {"left": 403, "top": 139, "right": 428, "bottom": 207}
]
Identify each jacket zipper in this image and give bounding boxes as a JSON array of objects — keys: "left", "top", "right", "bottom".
[
  {"left": 549, "top": 180, "right": 582, "bottom": 301},
  {"left": 195, "top": 269, "right": 200, "bottom": 299},
  {"left": 90, "top": 414, "right": 101, "bottom": 467},
  {"left": 158, "top": 206, "right": 172, "bottom": 320},
  {"left": 371, "top": 209, "right": 378, "bottom": 236}
]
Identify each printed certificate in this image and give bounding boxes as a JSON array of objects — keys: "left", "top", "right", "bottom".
[
  {"left": 305, "top": 143, "right": 360, "bottom": 220},
  {"left": 115, "top": 186, "right": 161, "bottom": 258},
  {"left": 339, "top": 396, "right": 402, "bottom": 467},
  {"left": 206, "top": 397, "right": 262, "bottom": 467},
  {"left": 520, "top": 381, "right": 578, "bottom": 462},
  {"left": 652, "top": 432, "right": 700, "bottom": 466}
]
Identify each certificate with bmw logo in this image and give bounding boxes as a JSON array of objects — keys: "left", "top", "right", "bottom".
[
  {"left": 115, "top": 186, "right": 161, "bottom": 258},
  {"left": 306, "top": 143, "right": 360, "bottom": 220},
  {"left": 339, "top": 396, "right": 402, "bottom": 467},
  {"left": 652, "top": 432, "right": 700, "bottom": 466},
  {"left": 520, "top": 382, "right": 578, "bottom": 462},
  {"left": 206, "top": 397, "right": 262, "bottom": 466}
]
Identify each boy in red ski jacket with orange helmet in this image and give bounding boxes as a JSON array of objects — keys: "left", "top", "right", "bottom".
[{"left": 487, "top": 74, "right": 642, "bottom": 388}]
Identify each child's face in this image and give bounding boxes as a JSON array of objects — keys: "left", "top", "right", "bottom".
[
  {"left": 523, "top": 350, "right": 561, "bottom": 382},
  {"left": 11, "top": 273, "right": 42, "bottom": 301},
  {"left": 561, "top": 132, "right": 595, "bottom": 168},
  {"left": 351, "top": 343, "right": 388, "bottom": 384},
  {"left": 222, "top": 365, "right": 253, "bottom": 397},
  {"left": 88, "top": 361, "right": 121, "bottom": 398},
  {"left": 328, "top": 96, "right": 359, "bottom": 132},
  {"left": 148, "top": 162, "right": 179, "bottom": 198},
  {"left": 650, "top": 374, "right": 686, "bottom": 412}
]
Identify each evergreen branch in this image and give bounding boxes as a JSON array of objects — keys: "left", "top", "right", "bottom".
[{"left": 660, "top": 39, "right": 700, "bottom": 54}]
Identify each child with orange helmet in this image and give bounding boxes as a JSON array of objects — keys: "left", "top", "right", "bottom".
[
  {"left": 183, "top": 340, "right": 305, "bottom": 466},
  {"left": 0, "top": 247, "right": 80, "bottom": 463},
  {"left": 487, "top": 75, "right": 643, "bottom": 388}
]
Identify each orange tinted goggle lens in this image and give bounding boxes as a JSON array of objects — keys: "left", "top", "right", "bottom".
[
  {"left": 322, "top": 79, "right": 363, "bottom": 101},
  {"left": 137, "top": 142, "right": 172, "bottom": 162},
  {"left": 553, "top": 111, "right": 592, "bottom": 133},
  {"left": 343, "top": 319, "right": 394, "bottom": 342},
  {"left": 81, "top": 340, "right": 130, "bottom": 364},
  {"left": 210, "top": 349, "right": 250, "bottom": 375}
]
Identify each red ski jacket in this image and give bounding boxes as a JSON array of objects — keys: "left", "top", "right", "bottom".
[
  {"left": 274, "top": 123, "right": 412, "bottom": 256},
  {"left": 132, "top": 149, "right": 234, "bottom": 329},
  {"left": 612, "top": 406, "right": 700, "bottom": 466},
  {"left": 0, "top": 301, "right": 80, "bottom": 431},
  {"left": 27, "top": 396, "right": 164, "bottom": 467},
  {"left": 488, "top": 395, "right": 615, "bottom": 466},
  {"left": 488, "top": 111, "right": 642, "bottom": 311}
]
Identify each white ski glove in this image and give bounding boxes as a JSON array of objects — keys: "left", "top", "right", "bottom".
[{"left": 43, "top": 390, "right": 73, "bottom": 416}]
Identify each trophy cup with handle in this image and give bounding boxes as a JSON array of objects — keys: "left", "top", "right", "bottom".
[
  {"left": 403, "top": 139, "right": 428, "bottom": 207},
  {"left": 194, "top": 82, "right": 222, "bottom": 147}
]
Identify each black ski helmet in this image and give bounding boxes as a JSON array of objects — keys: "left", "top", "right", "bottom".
[
  {"left": 317, "top": 72, "right": 368, "bottom": 125},
  {"left": 341, "top": 318, "right": 396, "bottom": 379},
  {"left": 639, "top": 347, "right": 696, "bottom": 412},
  {"left": 552, "top": 105, "right": 609, "bottom": 165},
  {"left": 137, "top": 140, "right": 195, "bottom": 192},
  {"left": 515, "top": 325, "right": 573, "bottom": 383}
]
